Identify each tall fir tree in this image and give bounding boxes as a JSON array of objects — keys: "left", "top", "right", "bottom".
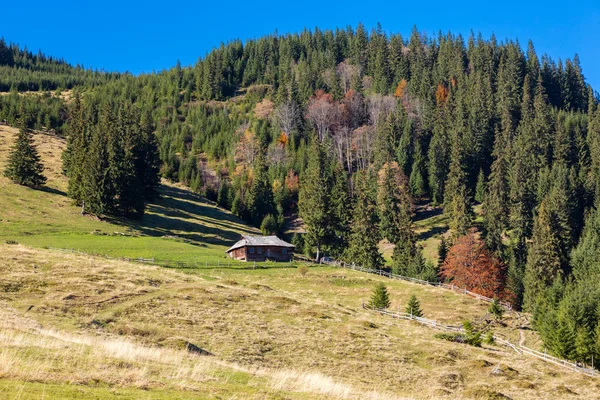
[
  {"left": 4, "top": 120, "right": 46, "bottom": 187},
  {"left": 345, "top": 169, "right": 384, "bottom": 269}
]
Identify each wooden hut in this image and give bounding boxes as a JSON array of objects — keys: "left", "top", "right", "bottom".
[{"left": 226, "top": 235, "right": 295, "bottom": 262}]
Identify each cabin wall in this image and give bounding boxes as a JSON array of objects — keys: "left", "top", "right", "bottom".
[{"left": 228, "top": 246, "right": 293, "bottom": 262}]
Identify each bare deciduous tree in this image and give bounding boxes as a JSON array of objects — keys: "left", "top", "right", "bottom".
[
  {"left": 336, "top": 61, "right": 362, "bottom": 94},
  {"left": 274, "top": 100, "right": 301, "bottom": 138},
  {"left": 366, "top": 94, "right": 397, "bottom": 127}
]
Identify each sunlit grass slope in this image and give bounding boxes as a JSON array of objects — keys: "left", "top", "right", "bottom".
[
  {"left": 0, "top": 244, "right": 595, "bottom": 399},
  {"left": 0, "top": 125, "right": 258, "bottom": 262}
]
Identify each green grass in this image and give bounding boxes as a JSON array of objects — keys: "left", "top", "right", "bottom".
[
  {"left": 0, "top": 379, "right": 214, "bottom": 400},
  {"left": 0, "top": 126, "right": 259, "bottom": 264}
]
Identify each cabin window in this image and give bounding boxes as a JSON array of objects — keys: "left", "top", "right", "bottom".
[
  {"left": 249, "top": 247, "right": 255, "bottom": 254},
  {"left": 258, "top": 248, "right": 263, "bottom": 254},
  {"left": 282, "top": 248, "right": 287, "bottom": 254}
]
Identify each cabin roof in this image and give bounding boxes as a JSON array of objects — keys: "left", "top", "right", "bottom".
[{"left": 226, "top": 235, "right": 295, "bottom": 253}]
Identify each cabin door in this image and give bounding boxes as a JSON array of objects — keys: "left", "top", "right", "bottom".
[{"left": 266, "top": 249, "right": 271, "bottom": 258}]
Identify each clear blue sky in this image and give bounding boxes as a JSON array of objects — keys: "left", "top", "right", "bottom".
[{"left": 2, "top": 1, "right": 599, "bottom": 90}]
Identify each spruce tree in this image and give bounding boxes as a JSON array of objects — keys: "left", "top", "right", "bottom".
[
  {"left": 405, "top": 294, "right": 423, "bottom": 317},
  {"left": 298, "top": 138, "right": 330, "bottom": 261},
  {"left": 4, "top": 122, "right": 46, "bottom": 187},
  {"left": 444, "top": 136, "right": 473, "bottom": 235},
  {"left": 367, "top": 282, "right": 391, "bottom": 309},
  {"left": 409, "top": 143, "right": 427, "bottom": 197},
  {"left": 488, "top": 298, "right": 504, "bottom": 320},
  {"left": 377, "top": 161, "right": 412, "bottom": 243},
  {"left": 438, "top": 237, "right": 449, "bottom": 266},
  {"left": 523, "top": 200, "right": 562, "bottom": 311},
  {"left": 345, "top": 169, "right": 384, "bottom": 269},
  {"left": 246, "top": 153, "right": 275, "bottom": 226},
  {"left": 475, "top": 168, "right": 486, "bottom": 204}
]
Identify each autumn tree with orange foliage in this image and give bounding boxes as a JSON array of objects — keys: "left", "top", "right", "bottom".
[
  {"left": 440, "top": 229, "right": 510, "bottom": 301},
  {"left": 435, "top": 84, "right": 449, "bottom": 105},
  {"left": 394, "top": 79, "right": 407, "bottom": 98}
]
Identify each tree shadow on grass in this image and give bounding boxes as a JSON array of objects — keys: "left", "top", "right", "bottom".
[
  {"left": 110, "top": 184, "right": 257, "bottom": 248},
  {"left": 34, "top": 185, "right": 67, "bottom": 197},
  {"left": 417, "top": 226, "right": 448, "bottom": 241}
]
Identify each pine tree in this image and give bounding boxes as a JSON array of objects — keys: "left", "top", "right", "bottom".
[
  {"left": 438, "top": 237, "right": 449, "bottom": 266},
  {"left": 523, "top": 200, "right": 562, "bottom": 311},
  {"left": 4, "top": 121, "right": 46, "bottom": 187},
  {"left": 260, "top": 214, "right": 278, "bottom": 235},
  {"left": 246, "top": 153, "right": 275, "bottom": 226},
  {"left": 298, "top": 138, "right": 330, "bottom": 261},
  {"left": 475, "top": 168, "right": 486, "bottom": 203},
  {"left": 409, "top": 143, "right": 427, "bottom": 197},
  {"left": 444, "top": 136, "right": 473, "bottom": 235},
  {"left": 217, "top": 180, "right": 231, "bottom": 209},
  {"left": 377, "top": 161, "right": 412, "bottom": 243},
  {"left": 367, "top": 282, "right": 391, "bottom": 309},
  {"left": 345, "top": 169, "right": 384, "bottom": 269},
  {"left": 405, "top": 294, "right": 423, "bottom": 317},
  {"left": 488, "top": 298, "right": 504, "bottom": 320}
]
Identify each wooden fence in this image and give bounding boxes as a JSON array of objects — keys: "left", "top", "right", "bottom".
[
  {"left": 324, "top": 260, "right": 513, "bottom": 310},
  {"left": 363, "top": 304, "right": 599, "bottom": 378}
]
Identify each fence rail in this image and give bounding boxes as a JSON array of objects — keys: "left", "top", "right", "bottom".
[
  {"left": 324, "top": 260, "right": 513, "bottom": 310},
  {"left": 363, "top": 304, "right": 599, "bottom": 378}
]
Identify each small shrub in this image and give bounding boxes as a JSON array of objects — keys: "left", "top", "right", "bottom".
[
  {"left": 488, "top": 298, "right": 504, "bottom": 321},
  {"left": 298, "top": 265, "right": 309, "bottom": 277},
  {"left": 463, "top": 320, "right": 483, "bottom": 347},
  {"left": 5, "top": 240, "right": 18, "bottom": 245},
  {"left": 484, "top": 332, "right": 495, "bottom": 345},
  {"left": 434, "top": 332, "right": 465, "bottom": 343}
]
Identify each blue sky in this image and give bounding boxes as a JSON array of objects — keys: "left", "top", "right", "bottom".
[{"left": 2, "top": 1, "right": 599, "bottom": 90}]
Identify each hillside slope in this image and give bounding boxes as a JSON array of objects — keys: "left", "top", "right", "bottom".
[
  {"left": 0, "top": 125, "right": 258, "bottom": 262},
  {"left": 0, "top": 244, "right": 596, "bottom": 399}
]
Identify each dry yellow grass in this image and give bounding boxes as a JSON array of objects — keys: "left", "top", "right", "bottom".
[{"left": 0, "top": 244, "right": 598, "bottom": 399}]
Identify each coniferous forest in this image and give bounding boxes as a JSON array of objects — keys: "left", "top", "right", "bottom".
[{"left": 1, "top": 24, "right": 600, "bottom": 368}]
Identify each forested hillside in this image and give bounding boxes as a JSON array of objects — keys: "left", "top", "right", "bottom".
[{"left": 1, "top": 25, "right": 600, "bottom": 370}]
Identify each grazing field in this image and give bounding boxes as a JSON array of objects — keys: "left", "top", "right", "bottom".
[
  {"left": 0, "top": 244, "right": 597, "bottom": 399},
  {"left": 0, "top": 125, "right": 258, "bottom": 263}
]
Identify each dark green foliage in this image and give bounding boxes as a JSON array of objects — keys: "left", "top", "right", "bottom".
[
  {"left": 405, "top": 294, "right": 423, "bottom": 317},
  {"left": 298, "top": 138, "right": 347, "bottom": 261},
  {"left": 462, "top": 320, "right": 483, "bottom": 347},
  {"left": 217, "top": 180, "right": 231, "bottom": 209},
  {"left": 260, "top": 214, "right": 279, "bottom": 236},
  {"left": 3, "top": 122, "right": 46, "bottom": 187},
  {"left": 437, "top": 237, "right": 449, "bottom": 266},
  {"left": 247, "top": 154, "right": 275, "bottom": 226},
  {"left": 367, "top": 282, "right": 391, "bottom": 309},
  {"left": 488, "top": 298, "right": 504, "bottom": 320},
  {"left": 475, "top": 168, "right": 486, "bottom": 203},
  {"left": 345, "top": 169, "right": 384, "bottom": 269},
  {"left": 62, "top": 98, "right": 159, "bottom": 218}
]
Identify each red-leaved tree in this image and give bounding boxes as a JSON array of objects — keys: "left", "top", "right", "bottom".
[{"left": 440, "top": 230, "right": 510, "bottom": 300}]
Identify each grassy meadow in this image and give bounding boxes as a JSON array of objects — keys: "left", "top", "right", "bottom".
[
  {"left": 1, "top": 244, "right": 597, "bottom": 399},
  {"left": 0, "top": 125, "right": 259, "bottom": 263}
]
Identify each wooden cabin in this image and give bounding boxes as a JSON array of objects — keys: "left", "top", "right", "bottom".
[{"left": 226, "top": 235, "right": 295, "bottom": 262}]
